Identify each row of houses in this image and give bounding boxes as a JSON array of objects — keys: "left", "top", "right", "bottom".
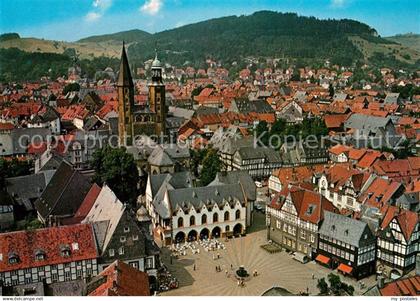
[
  {"left": 0, "top": 160, "right": 160, "bottom": 292},
  {"left": 267, "top": 184, "right": 419, "bottom": 280}
]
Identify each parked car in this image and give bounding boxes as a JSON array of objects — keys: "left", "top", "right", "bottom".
[
  {"left": 255, "top": 181, "right": 263, "bottom": 188},
  {"left": 292, "top": 252, "right": 309, "bottom": 264}
]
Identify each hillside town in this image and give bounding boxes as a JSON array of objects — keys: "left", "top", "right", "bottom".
[{"left": 0, "top": 41, "right": 419, "bottom": 298}]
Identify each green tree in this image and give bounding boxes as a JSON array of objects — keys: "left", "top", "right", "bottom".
[
  {"left": 190, "top": 148, "right": 207, "bottom": 177},
  {"left": 62, "top": 82, "right": 80, "bottom": 95},
  {"left": 255, "top": 121, "right": 270, "bottom": 146},
  {"left": 328, "top": 273, "right": 342, "bottom": 295},
  {"left": 290, "top": 69, "right": 301, "bottom": 81},
  {"left": 317, "top": 278, "right": 329, "bottom": 295},
  {"left": 92, "top": 147, "right": 139, "bottom": 206},
  {"left": 191, "top": 86, "right": 204, "bottom": 97},
  {"left": 301, "top": 117, "right": 328, "bottom": 138},
  {"left": 329, "top": 84, "right": 335, "bottom": 97},
  {"left": 270, "top": 118, "right": 287, "bottom": 137},
  {"left": 0, "top": 158, "right": 32, "bottom": 186},
  {"left": 200, "top": 148, "right": 221, "bottom": 186}
]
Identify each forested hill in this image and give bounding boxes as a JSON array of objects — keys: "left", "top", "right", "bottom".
[
  {"left": 1, "top": 11, "right": 419, "bottom": 82},
  {"left": 78, "top": 29, "right": 151, "bottom": 43},
  {"left": 128, "top": 11, "right": 379, "bottom": 66}
]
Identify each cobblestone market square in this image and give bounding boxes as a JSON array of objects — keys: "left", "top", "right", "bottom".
[{"left": 160, "top": 213, "right": 376, "bottom": 296}]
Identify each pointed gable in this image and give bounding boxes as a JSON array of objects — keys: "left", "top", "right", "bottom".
[{"left": 381, "top": 205, "right": 419, "bottom": 241}]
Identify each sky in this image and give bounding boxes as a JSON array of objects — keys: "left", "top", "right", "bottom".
[{"left": 0, "top": 0, "right": 419, "bottom": 41}]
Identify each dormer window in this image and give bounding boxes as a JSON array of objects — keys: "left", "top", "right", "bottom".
[
  {"left": 35, "top": 250, "right": 46, "bottom": 261},
  {"left": 120, "top": 236, "right": 126, "bottom": 243},
  {"left": 60, "top": 246, "right": 71, "bottom": 257},
  {"left": 9, "top": 252, "right": 19, "bottom": 264},
  {"left": 124, "top": 227, "right": 130, "bottom": 233}
]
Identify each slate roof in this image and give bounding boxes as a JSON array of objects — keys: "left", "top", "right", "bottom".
[
  {"left": 333, "top": 92, "right": 348, "bottom": 102},
  {"left": 148, "top": 146, "right": 173, "bottom": 166},
  {"left": 149, "top": 172, "right": 195, "bottom": 219},
  {"left": 344, "top": 113, "right": 392, "bottom": 134},
  {"left": 384, "top": 92, "right": 400, "bottom": 105},
  {"left": 237, "top": 146, "right": 282, "bottom": 163},
  {"left": 209, "top": 125, "right": 244, "bottom": 150},
  {"left": 34, "top": 161, "right": 93, "bottom": 220},
  {"left": 117, "top": 44, "right": 133, "bottom": 87},
  {"left": 168, "top": 106, "right": 194, "bottom": 119},
  {"left": 149, "top": 171, "right": 194, "bottom": 197},
  {"left": 209, "top": 170, "right": 256, "bottom": 201},
  {"left": 195, "top": 105, "right": 219, "bottom": 116},
  {"left": 167, "top": 183, "right": 247, "bottom": 215},
  {"left": 230, "top": 99, "right": 274, "bottom": 114},
  {"left": 28, "top": 106, "right": 59, "bottom": 124},
  {"left": 6, "top": 170, "right": 55, "bottom": 201},
  {"left": 319, "top": 211, "right": 372, "bottom": 248},
  {"left": 148, "top": 144, "right": 190, "bottom": 166}
]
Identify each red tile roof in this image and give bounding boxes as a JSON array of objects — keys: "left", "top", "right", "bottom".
[
  {"left": 61, "top": 105, "right": 90, "bottom": 121},
  {"left": 381, "top": 205, "right": 419, "bottom": 241},
  {"left": 372, "top": 158, "right": 420, "bottom": 184},
  {"left": 329, "top": 144, "right": 350, "bottom": 156},
  {"left": 0, "top": 224, "right": 98, "bottom": 272},
  {"left": 0, "top": 123, "right": 14, "bottom": 130},
  {"left": 324, "top": 114, "right": 348, "bottom": 129},
  {"left": 74, "top": 184, "right": 102, "bottom": 219},
  {"left": 359, "top": 177, "right": 402, "bottom": 209},
  {"left": 357, "top": 150, "right": 383, "bottom": 169},
  {"left": 272, "top": 164, "right": 325, "bottom": 185},
  {"left": 380, "top": 275, "right": 420, "bottom": 296},
  {"left": 270, "top": 185, "right": 337, "bottom": 224},
  {"left": 348, "top": 148, "right": 366, "bottom": 161},
  {"left": 88, "top": 260, "right": 150, "bottom": 296}
]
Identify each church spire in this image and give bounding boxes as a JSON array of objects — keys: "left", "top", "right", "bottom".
[{"left": 117, "top": 42, "right": 133, "bottom": 87}]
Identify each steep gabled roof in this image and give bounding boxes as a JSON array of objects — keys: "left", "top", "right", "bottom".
[
  {"left": 270, "top": 185, "right": 337, "bottom": 224},
  {"left": 117, "top": 44, "right": 133, "bottom": 87},
  {"left": 88, "top": 260, "right": 150, "bottom": 296},
  {"left": 83, "top": 185, "right": 126, "bottom": 253},
  {"left": 34, "top": 161, "right": 92, "bottom": 220},
  {"left": 381, "top": 205, "right": 419, "bottom": 241},
  {"left": 359, "top": 177, "right": 402, "bottom": 209}
]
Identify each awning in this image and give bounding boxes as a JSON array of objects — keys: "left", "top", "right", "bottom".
[
  {"left": 337, "top": 263, "right": 353, "bottom": 274},
  {"left": 315, "top": 254, "right": 330, "bottom": 265}
]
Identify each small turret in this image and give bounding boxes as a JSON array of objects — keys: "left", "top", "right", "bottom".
[{"left": 151, "top": 49, "right": 163, "bottom": 84}]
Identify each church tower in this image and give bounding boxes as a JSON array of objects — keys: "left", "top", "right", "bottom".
[
  {"left": 148, "top": 51, "right": 166, "bottom": 136},
  {"left": 117, "top": 43, "right": 135, "bottom": 146}
]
